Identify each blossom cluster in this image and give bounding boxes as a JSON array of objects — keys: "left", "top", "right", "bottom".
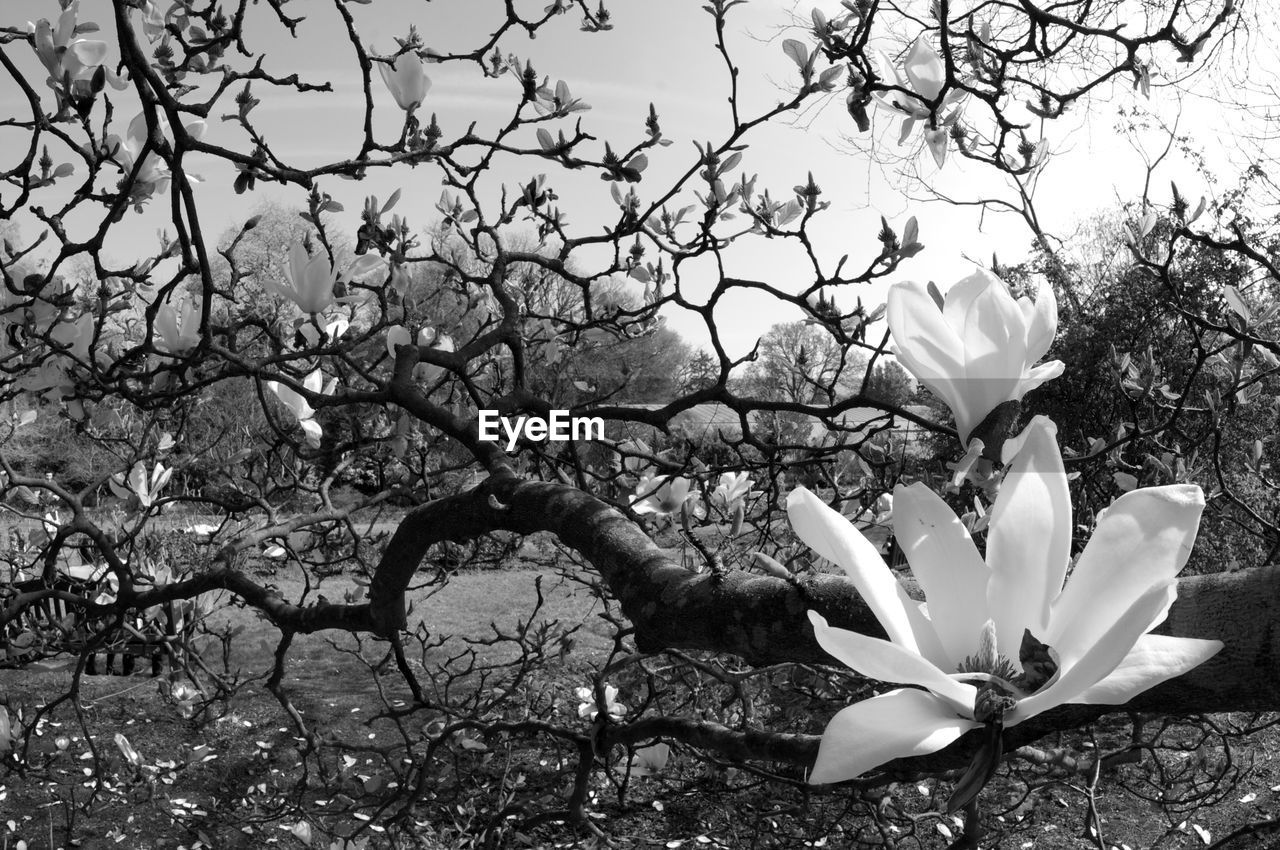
[{"left": 796, "top": 269, "right": 1221, "bottom": 788}]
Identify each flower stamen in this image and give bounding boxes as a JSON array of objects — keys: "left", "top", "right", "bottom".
[{"left": 956, "top": 619, "right": 1022, "bottom": 683}]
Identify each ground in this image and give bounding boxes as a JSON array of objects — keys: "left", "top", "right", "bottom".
[{"left": 3, "top": 560, "right": 1280, "bottom": 849}]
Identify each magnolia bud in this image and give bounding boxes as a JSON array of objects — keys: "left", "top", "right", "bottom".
[
  {"left": 729, "top": 502, "right": 744, "bottom": 537},
  {"left": 750, "top": 552, "right": 791, "bottom": 580}
]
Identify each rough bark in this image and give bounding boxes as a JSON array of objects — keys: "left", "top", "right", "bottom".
[{"left": 366, "top": 474, "right": 1280, "bottom": 717}]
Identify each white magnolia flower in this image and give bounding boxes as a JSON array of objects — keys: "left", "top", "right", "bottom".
[
  {"left": 41, "top": 508, "right": 62, "bottom": 536},
  {"left": 171, "top": 683, "right": 198, "bottom": 702},
  {"left": 385, "top": 325, "right": 455, "bottom": 381},
  {"left": 631, "top": 475, "right": 695, "bottom": 516},
  {"left": 107, "top": 111, "right": 207, "bottom": 210},
  {"left": 155, "top": 295, "right": 201, "bottom": 353},
  {"left": 873, "top": 38, "right": 966, "bottom": 166},
  {"left": 628, "top": 742, "right": 671, "bottom": 777},
  {"left": 266, "top": 369, "right": 337, "bottom": 447},
  {"left": 137, "top": 1, "right": 173, "bottom": 42},
  {"left": 871, "top": 492, "right": 893, "bottom": 526},
  {"left": 576, "top": 684, "right": 626, "bottom": 721},
  {"left": 170, "top": 682, "right": 199, "bottom": 719},
  {"left": 94, "top": 572, "right": 120, "bottom": 605},
  {"left": 946, "top": 438, "right": 990, "bottom": 489},
  {"left": 378, "top": 51, "right": 431, "bottom": 112},
  {"left": 887, "top": 268, "right": 1063, "bottom": 446},
  {"left": 298, "top": 315, "right": 350, "bottom": 348},
  {"left": 30, "top": 1, "right": 127, "bottom": 102},
  {"left": 794, "top": 417, "right": 1222, "bottom": 784},
  {"left": 875, "top": 38, "right": 946, "bottom": 116},
  {"left": 265, "top": 243, "right": 386, "bottom": 314},
  {"left": 114, "top": 732, "right": 144, "bottom": 768},
  {"left": 711, "top": 471, "right": 753, "bottom": 511},
  {"left": 109, "top": 461, "right": 173, "bottom": 509}
]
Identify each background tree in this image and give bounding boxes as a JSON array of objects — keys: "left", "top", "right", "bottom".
[
  {"left": 675, "top": 349, "right": 721, "bottom": 395},
  {"left": 861, "top": 359, "right": 914, "bottom": 408}
]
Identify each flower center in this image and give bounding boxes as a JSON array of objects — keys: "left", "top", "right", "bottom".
[
  {"left": 955, "top": 620, "right": 1060, "bottom": 719},
  {"left": 973, "top": 682, "right": 1019, "bottom": 723}
]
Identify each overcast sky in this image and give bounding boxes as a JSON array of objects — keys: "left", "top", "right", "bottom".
[{"left": 0, "top": 0, "right": 1255, "bottom": 356}]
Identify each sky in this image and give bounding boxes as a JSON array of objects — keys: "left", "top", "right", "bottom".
[{"left": 0, "top": 0, "right": 1258, "bottom": 357}]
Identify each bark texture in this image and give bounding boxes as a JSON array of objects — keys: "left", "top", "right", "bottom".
[{"left": 364, "top": 475, "right": 1280, "bottom": 715}]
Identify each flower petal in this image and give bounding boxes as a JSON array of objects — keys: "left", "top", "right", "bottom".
[
  {"left": 902, "top": 598, "right": 949, "bottom": 667},
  {"left": 127, "top": 462, "right": 147, "bottom": 498},
  {"left": 403, "top": 55, "right": 431, "bottom": 105},
  {"left": 963, "top": 274, "right": 1024, "bottom": 379},
  {"left": 33, "top": 19, "right": 57, "bottom": 75},
  {"left": 346, "top": 252, "right": 387, "bottom": 279},
  {"left": 69, "top": 38, "right": 108, "bottom": 69},
  {"left": 152, "top": 463, "right": 172, "bottom": 493},
  {"left": 1046, "top": 484, "right": 1204, "bottom": 666},
  {"left": 986, "top": 416, "right": 1071, "bottom": 652},
  {"left": 154, "top": 302, "right": 179, "bottom": 351},
  {"left": 386, "top": 325, "right": 412, "bottom": 358},
  {"left": 924, "top": 129, "right": 948, "bottom": 168},
  {"left": 809, "top": 688, "right": 979, "bottom": 784},
  {"left": 300, "top": 417, "right": 323, "bottom": 447},
  {"left": 940, "top": 269, "right": 990, "bottom": 336},
  {"left": 1008, "top": 582, "right": 1175, "bottom": 725},
  {"left": 886, "top": 279, "right": 965, "bottom": 419},
  {"left": 56, "top": 3, "right": 79, "bottom": 47},
  {"left": 183, "top": 119, "right": 208, "bottom": 143},
  {"left": 302, "top": 369, "right": 326, "bottom": 396},
  {"left": 897, "top": 115, "right": 917, "bottom": 145},
  {"left": 808, "top": 612, "right": 976, "bottom": 717},
  {"left": 1071, "top": 634, "right": 1222, "bottom": 705},
  {"left": 302, "top": 254, "right": 337, "bottom": 312},
  {"left": 104, "top": 65, "right": 129, "bottom": 90},
  {"left": 379, "top": 53, "right": 431, "bottom": 110},
  {"left": 788, "top": 488, "right": 917, "bottom": 651},
  {"left": 1024, "top": 280, "right": 1059, "bottom": 364},
  {"left": 903, "top": 38, "right": 945, "bottom": 102},
  {"left": 1015, "top": 359, "right": 1065, "bottom": 398},
  {"left": 955, "top": 276, "right": 1024, "bottom": 440},
  {"left": 286, "top": 242, "right": 309, "bottom": 300},
  {"left": 875, "top": 49, "right": 907, "bottom": 89},
  {"left": 891, "top": 482, "right": 989, "bottom": 668}
]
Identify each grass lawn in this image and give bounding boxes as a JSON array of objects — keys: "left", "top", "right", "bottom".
[
  {"left": 1, "top": 564, "right": 618, "bottom": 850},
  {"left": 199, "top": 565, "right": 617, "bottom": 700}
]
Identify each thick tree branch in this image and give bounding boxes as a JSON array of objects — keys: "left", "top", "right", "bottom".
[{"left": 366, "top": 475, "right": 1280, "bottom": 717}]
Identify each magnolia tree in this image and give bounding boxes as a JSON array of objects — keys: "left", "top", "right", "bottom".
[{"left": 0, "top": 0, "right": 1270, "bottom": 846}]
